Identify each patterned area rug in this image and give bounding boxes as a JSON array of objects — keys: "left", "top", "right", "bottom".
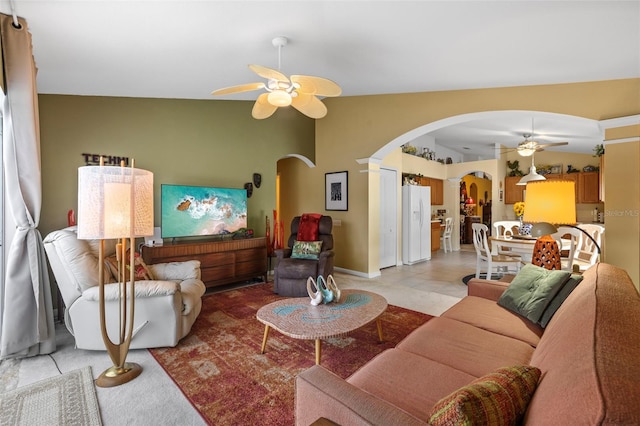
[
  {"left": 149, "top": 283, "right": 432, "bottom": 425},
  {"left": 0, "top": 366, "right": 101, "bottom": 425}
]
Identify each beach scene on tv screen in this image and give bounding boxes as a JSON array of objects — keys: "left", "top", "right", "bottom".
[{"left": 162, "top": 185, "right": 247, "bottom": 238}]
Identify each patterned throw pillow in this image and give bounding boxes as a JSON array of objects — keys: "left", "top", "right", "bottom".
[
  {"left": 428, "top": 365, "right": 541, "bottom": 426},
  {"left": 105, "top": 250, "right": 155, "bottom": 281},
  {"left": 290, "top": 240, "right": 323, "bottom": 260}
]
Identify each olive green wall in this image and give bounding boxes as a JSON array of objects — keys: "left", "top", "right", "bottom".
[
  {"left": 279, "top": 78, "right": 640, "bottom": 281},
  {"left": 38, "top": 95, "right": 315, "bottom": 238}
]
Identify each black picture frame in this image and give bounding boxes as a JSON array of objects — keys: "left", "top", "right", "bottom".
[{"left": 325, "top": 171, "right": 348, "bottom": 211}]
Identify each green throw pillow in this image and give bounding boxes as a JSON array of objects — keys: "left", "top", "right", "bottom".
[
  {"left": 291, "top": 240, "right": 323, "bottom": 260},
  {"left": 538, "top": 274, "right": 584, "bottom": 328},
  {"left": 497, "top": 264, "right": 571, "bottom": 323},
  {"left": 429, "top": 365, "right": 541, "bottom": 426}
]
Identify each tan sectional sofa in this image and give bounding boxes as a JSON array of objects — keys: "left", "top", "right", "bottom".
[{"left": 295, "top": 263, "right": 640, "bottom": 425}]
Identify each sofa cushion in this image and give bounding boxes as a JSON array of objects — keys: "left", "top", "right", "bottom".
[
  {"left": 275, "top": 257, "right": 320, "bottom": 279},
  {"left": 428, "top": 365, "right": 541, "bottom": 426},
  {"left": 45, "top": 228, "right": 117, "bottom": 292},
  {"left": 397, "top": 317, "right": 535, "bottom": 378},
  {"left": 147, "top": 260, "right": 201, "bottom": 281},
  {"left": 538, "top": 273, "right": 583, "bottom": 327},
  {"left": 497, "top": 264, "right": 570, "bottom": 323},
  {"left": 526, "top": 264, "right": 640, "bottom": 425},
  {"left": 347, "top": 349, "right": 476, "bottom": 421},
  {"left": 441, "top": 296, "right": 543, "bottom": 347}
]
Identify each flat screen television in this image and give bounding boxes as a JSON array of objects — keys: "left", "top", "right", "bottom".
[{"left": 161, "top": 184, "right": 247, "bottom": 239}]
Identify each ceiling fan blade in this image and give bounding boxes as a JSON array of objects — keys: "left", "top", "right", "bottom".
[
  {"left": 252, "top": 93, "right": 278, "bottom": 119},
  {"left": 290, "top": 75, "right": 342, "bottom": 97},
  {"left": 536, "top": 142, "right": 569, "bottom": 149},
  {"left": 211, "top": 82, "right": 265, "bottom": 96},
  {"left": 291, "top": 93, "right": 327, "bottom": 119},
  {"left": 249, "top": 64, "right": 289, "bottom": 83}
]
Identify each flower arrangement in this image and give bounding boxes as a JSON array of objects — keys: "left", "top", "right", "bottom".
[{"left": 513, "top": 201, "right": 525, "bottom": 217}]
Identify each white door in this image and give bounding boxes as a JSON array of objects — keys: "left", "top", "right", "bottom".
[{"left": 379, "top": 168, "right": 397, "bottom": 268}]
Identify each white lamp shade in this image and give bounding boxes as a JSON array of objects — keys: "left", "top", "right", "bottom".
[{"left": 77, "top": 165, "right": 154, "bottom": 239}]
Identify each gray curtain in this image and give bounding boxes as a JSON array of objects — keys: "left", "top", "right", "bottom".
[{"left": 0, "top": 13, "right": 55, "bottom": 358}]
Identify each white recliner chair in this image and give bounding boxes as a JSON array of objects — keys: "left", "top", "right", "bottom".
[{"left": 43, "top": 227, "right": 206, "bottom": 350}]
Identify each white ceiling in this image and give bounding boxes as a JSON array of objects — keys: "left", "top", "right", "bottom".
[{"left": 6, "top": 1, "right": 640, "bottom": 157}]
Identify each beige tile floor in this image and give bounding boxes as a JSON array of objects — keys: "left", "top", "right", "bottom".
[
  {"left": 334, "top": 247, "right": 476, "bottom": 316},
  {"left": 1, "top": 246, "right": 478, "bottom": 425}
]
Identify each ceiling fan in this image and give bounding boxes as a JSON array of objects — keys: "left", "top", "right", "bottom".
[
  {"left": 211, "top": 36, "right": 342, "bottom": 120},
  {"left": 515, "top": 133, "right": 568, "bottom": 157}
]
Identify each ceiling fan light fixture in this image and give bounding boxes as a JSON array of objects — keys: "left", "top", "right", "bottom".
[
  {"left": 518, "top": 147, "right": 536, "bottom": 157},
  {"left": 268, "top": 89, "right": 292, "bottom": 107}
]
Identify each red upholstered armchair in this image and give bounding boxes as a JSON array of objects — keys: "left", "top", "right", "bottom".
[{"left": 274, "top": 215, "right": 335, "bottom": 297}]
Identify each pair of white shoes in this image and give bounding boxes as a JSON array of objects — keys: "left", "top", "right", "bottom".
[{"left": 307, "top": 275, "right": 341, "bottom": 306}]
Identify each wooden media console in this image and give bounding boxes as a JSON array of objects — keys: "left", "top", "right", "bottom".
[{"left": 141, "top": 237, "right": 268, "bottom": 289}]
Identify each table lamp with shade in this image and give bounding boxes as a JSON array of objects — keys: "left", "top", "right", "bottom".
[
  {"left": 523, "top": 180, "right": 576, "bottom": 270},
  {"left": 77, "top": 158, "right": 154, "bottom": 387}
]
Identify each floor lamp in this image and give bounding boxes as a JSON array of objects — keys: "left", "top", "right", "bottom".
[
  {"left": 77, "top": 158, "right": 154, "bottom": 387},
  {"left": 523, "top": 180, "right": 576, "bottom": 270}
]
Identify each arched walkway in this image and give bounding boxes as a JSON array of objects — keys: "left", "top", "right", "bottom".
[{"left": 369, "top": 110, "right": 601, "bottom": 161}]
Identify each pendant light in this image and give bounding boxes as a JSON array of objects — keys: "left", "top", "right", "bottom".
[{"left": 517, "top": 152, "right": 546, "bottom": 186}]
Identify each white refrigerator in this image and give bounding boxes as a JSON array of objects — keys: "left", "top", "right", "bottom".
[{"left": 402, "top": 185, "right": 431, "bottom": 265}]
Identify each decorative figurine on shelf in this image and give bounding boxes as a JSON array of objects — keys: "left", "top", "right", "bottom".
[{"left": 566, "top": 164, "right": 580, "bottom": 173}]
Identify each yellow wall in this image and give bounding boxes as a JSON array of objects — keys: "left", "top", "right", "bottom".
[
  {"left": 461, "top": 174, "right": 492, "bottom": 218},
  {"left": 37, "top": 79, "right": 640, "bottom": 286},
  {"left": 603, "top": 142, "right": 640, "bottom": 290},
  {"left": 38, "top": 95, "right": 315, "bottom": 238},
  {"left": 287, "top": 79, "right": 640, "bottom": 277}
]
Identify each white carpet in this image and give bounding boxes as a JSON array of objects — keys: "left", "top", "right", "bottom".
[
  {"left": 0, "top": 366, "right": 101, "bottom": 425},
  {"left": 16, "top": 324, "right": 206, "bottom": 426}
]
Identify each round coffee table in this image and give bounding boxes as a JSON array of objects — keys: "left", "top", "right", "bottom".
[{"left": 256, "top": 289, "right": 388, "bottom": 365}]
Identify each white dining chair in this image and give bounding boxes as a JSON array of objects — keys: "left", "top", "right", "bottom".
[
  {"left": 472, "top": 223, "right": 522, "bottom": 279},
  {"left": 550, "top": 226, "right": 582, "bottom": 272},
  {"left": 440, "top": 217, "right": 453, "bottom": 253},
  {"left": 491, "top": 220, "right": 522, "bottom": 258},
  {"left": 574, "top": 224, "right": 605, "bottom": 272},
  {"left": 492, "top": 220, "right": 521, "bottom": 238}
]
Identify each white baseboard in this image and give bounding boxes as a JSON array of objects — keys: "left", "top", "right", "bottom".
[{"left": 334, "top": 266, "right": 381, "bottom": 279}]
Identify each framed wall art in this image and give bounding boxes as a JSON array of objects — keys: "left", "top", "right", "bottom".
[{"left": 325, "top": 171, "right": 348, "bottom": 211}]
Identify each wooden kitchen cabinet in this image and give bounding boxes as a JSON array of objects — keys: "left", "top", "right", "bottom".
[
  {"left": 431, "top": 221, "right": 441, "bottom": 251},
  {"left": 504, "top": 176, "right": 525, "bottom": 204},
  {"left": 579, "top": 171, "right": 600, "bottom": 203},
  {"left": 505, "top": 172, "right": 600, "bottom": 204},
  {"left": 428, "top": 178, "right": 444, "bottom": 205},
  {"left": 417, "top": 177, "right": 444, "bottom": 205}
]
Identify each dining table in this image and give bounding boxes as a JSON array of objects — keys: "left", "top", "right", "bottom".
[{"left": 489, "top": 235, "right": 570, "bottom": 263}]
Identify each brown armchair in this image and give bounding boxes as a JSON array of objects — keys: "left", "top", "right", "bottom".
[{"left": 274, "top": 215, "right": 335, "bottom": 297}]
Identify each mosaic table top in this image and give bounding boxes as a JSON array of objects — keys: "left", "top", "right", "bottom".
[{"left": 256, "top": 289, "right": 388, "bottom": 340}]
